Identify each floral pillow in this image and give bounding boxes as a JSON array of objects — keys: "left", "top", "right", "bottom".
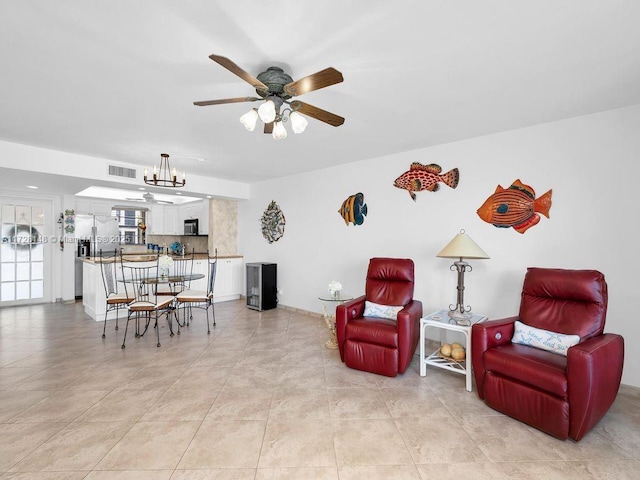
[
  {"left": 511, "top": 320, "right": 580, "bottom": 356},
  {"left": 363, "top": 301, "right": 403, "bottom": 320}
]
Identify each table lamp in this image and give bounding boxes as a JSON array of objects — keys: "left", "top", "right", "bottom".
[{"left": 436, "top": 229, "right": 490, "bottom": 325}]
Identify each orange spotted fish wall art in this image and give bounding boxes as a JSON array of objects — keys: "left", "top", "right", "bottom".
[
  {"left": 393, "top": 163, "right": 459, "bottom": 201},
  {"left": 477, "top": 179, "right": 552, "bottom": 234}
]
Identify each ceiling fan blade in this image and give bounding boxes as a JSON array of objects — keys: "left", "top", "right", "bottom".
[
  {"left": 208, "top": 54, "right": 268, "bottom": 93},
  {"left": 125, "top": 198, "right": 145, "bottom": 202},
  {"left": 194, "top": 96, "right": 261, "bottom": 106},
  {"left": 156, "top": 200, "right": 174, "bottom": 205},
  {"left": 293, "top": 101, "right": 345, "bottom": 127},
  {"left": 284, "top": 67, "right": 344, "bottom": 97},
  {"left": 264, "top": 122, "right": 274, "bottom": 134}
]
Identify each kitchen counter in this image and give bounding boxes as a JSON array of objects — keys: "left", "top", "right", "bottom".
[{"left": 83, "top": 254, "right": 243, "bottom": 263}]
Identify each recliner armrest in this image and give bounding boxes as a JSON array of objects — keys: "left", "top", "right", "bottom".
[
  {"left": 335, "top": 295, "right": 366, "bottom": 361},
  {"left": 397, "top": 300, "right": 422, "bottom": 322},
  {"left": 397, "top": 300, "right": 423, "bottom": 373},
  {"left": 471, "top": 316, "right": 518, "bottom": 399},
  {"left": 337, "top": 295, "right": 366, "bottom": 321},
  {"left": 567, "top": 333, "right": 624, "bottom": 441}
]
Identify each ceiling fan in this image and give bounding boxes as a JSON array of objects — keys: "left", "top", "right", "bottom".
[
  {"left": 125, "top": 192, "right": 174, "bottom": 205},
  {"left": 194, "top": 54, "right": 345, "bottom": 137}
]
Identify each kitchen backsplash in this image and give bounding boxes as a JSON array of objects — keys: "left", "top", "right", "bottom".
[{"left": 144, "top": 235, "right": 209, "bottom": 254}]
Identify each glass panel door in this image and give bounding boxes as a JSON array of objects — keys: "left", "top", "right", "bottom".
[{"left": 0, "top": 204, "right": 45, "bottom": 303}]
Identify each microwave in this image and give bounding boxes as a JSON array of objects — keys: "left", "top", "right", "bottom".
[{"left": 184, "top": 218, "right": 199, "bottom": 235}]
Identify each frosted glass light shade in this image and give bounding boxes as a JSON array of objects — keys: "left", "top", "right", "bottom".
[
  {"left": 437, "top": 230, "right": 490, "bottom": 259},
  {"left": 272, "top": 121, "right": 287, "bottom": 140},
  {"left": 290, "top": 111, "right": 308, "bottom": 134},
  {"left": 258, "top": 100, "right": 277, "bottom": 123},
  {"left": 239, "top": 109, "right": 259, "bottom": 131}
]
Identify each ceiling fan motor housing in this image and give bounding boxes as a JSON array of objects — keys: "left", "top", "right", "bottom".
[{"left": 256, "top": 67, "right": 294, "bottom": 98}]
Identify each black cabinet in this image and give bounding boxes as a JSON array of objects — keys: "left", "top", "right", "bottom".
[{"left": 246, "top": 263, "right": 277, "bottom": 311}]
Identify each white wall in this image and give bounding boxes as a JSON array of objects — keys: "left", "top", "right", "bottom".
[{"left": 238, "top": 104, "right": 640, "bottom": 388}]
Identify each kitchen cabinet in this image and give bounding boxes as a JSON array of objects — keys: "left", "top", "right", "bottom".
[
  {"left": 148, "top": 204, "right": 178, "bottom": 235},
  {"left": 189, "top": 256, "right": 243, "bottom": 302},
  {"left": 75, "top": 199, "right": 115, "bottom": 216},
  {"left": 199, "top": 200, "right": 209, "bottom": 235},
  {"left": 190, "top": 258, "right": 208, "bottom": 292},
  {"left": 214, "top": 257, "right": 243, "bottom": 302},
  {"left": 178, "top": 199, "right": 209, "bottom": 235}
]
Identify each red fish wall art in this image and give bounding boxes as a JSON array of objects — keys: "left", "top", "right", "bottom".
[
  {"left": 393, "top": 163, "right": 459, "bottom": 201},
  {"left": 477, "top": 179, "right": 552, "bottom": 234}
]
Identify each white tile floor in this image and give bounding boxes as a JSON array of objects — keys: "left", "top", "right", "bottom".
[{"left": 0, "top": 300, "right": 639, "bottom": 479}]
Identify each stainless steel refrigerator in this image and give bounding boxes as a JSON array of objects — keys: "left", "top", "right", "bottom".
[{"left": 74, "top": 214, "right": 120, "bottom": 297}]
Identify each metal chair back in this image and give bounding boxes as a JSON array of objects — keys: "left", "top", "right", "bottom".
[
  {"left": 207, "top": 248, "right": 218, "bottom": 295},
  {"left": 99, "top": 249, "right": 120, "bottom": 297},
  {"left": 171, "top": 250, "right": 195, "bottom": 291}
]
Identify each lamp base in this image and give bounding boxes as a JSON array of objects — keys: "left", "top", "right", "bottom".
[{"left": 447, "top": 309, "right": 472, "bottom": 326}]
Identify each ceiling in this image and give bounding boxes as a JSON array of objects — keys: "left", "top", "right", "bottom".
[{"left": 1, "top": 1, "right": 640, "bottom": 194}]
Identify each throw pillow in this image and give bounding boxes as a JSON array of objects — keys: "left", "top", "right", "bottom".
[
  {"left": 511, "top": 320, "right": 580, "bottom": 356},
  {"left": 363, "top": 301, "right": 403, "bottom": 320}
]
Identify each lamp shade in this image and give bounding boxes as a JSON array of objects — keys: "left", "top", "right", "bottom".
[
  {"left": 437, "top": 230, "right": 490, "bottom": 259},
  {"left": 239, "top": 109, "right": 259, "bottom": 131},
  {"left": 258, "top": 100, "right": 277, "bottom": 123},
  {"left": 272, "top": 121, "right": 287, "bottom": 140},
  {"left": 289, "top": 111, "right": 308, "bottom": 134}
]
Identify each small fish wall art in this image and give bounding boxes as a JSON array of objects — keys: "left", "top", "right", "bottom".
[
  {"left": 477, "top": 179, "right": 552, "bottom": 234},
  {"left": 64, "top": 209, "right": 75, "bottom": 234},
  {"left": 393, "top": 162, "right": 459, "bottom": 201},
  {"left": 338, "top": 192, "right": 368, "bottom": 226},
  {"left": 261, "top": 200, "right": 286, "bottom": 244}
]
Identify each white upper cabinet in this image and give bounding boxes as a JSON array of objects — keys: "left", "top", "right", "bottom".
[
  {"left": 148, "top": 204, "right": 178, "bottom": 235},
  {"left": 178, "top": 199, "right": 209, "bottom": 235},
  {"left": 74, "top": 199, "right": 116, "bottom": 216}
]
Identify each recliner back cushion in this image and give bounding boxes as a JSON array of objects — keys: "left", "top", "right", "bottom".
[
  {"left": 365, "top": 258, "right": 414, "bottom": 307},
  {"left": 519, "top": 267, "right": 607, "bottom": 340}
]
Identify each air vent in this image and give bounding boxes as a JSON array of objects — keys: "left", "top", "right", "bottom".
[{"left": 108, "top": 164, "right": 137, "bottom": 179}]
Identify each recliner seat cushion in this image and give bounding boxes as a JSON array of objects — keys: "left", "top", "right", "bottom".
[
  {"left": 484, "top": 343, "right": 568, "bottom": 398},
  {"left": 345, "top": 318, "right": 398, "bottom": 348}
]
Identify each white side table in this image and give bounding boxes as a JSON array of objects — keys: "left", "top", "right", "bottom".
[{"left": 419, "top": 309, "right": 487, "bottom": 392}]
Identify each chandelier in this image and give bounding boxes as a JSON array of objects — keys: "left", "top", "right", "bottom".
[
  {"left": 143, "top": 153, "right": 185, "bottom": 188},
  {"left": 239, "top": 97, "right": 308, "bottom": 140}
]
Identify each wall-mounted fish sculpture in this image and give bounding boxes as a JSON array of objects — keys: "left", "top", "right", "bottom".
[
  {"left": 477, "top": 179, "right": 552, "bottom": 234},
  {"left": 339, "top": 192, "right": 367, "bottom": 226},
  {"left": 393, "top": 163, "right": 459, "bottom": 201}
]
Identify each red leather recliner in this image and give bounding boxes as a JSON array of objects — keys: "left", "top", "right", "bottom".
[
  {"left": 335, "top": 258, "right": 423, "bottom": 377},
  {"left": 472, "top": 267, "right": 624, "bottom": 441}
]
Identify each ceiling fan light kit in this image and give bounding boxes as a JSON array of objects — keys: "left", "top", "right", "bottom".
[
  {"left": 239, "top": 109, "right": 259, "bottom": 131},
  {"left": 143, "top": 153, "right": 186, "bottom": 188},
  {"left": 194, "top": 54, "right": 345, "bottom": 140}
]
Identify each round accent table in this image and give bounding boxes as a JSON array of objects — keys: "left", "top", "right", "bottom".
[{"left": 318, "top": 293, "right": 354, "bottom": 349}]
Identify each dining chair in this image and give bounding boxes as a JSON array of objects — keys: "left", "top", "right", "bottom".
[
  {"left": 175, "top": 249, "right": 218, "bottom": 334},
  {"left": 156, "top": 250, "right": 195, "bottom": 297},
  {"left": 99, "top": 249, "right": 133, "bottom": 339},
  {"left": 120, "top": 255, "right": 177, "bottom": 348}
]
